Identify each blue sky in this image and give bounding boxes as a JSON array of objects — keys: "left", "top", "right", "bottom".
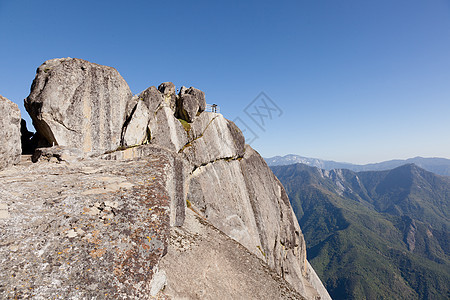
[{"left": 1, "top": 0, "right": 449, "bottom": 164}]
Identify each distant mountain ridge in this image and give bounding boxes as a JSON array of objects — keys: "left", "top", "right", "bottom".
[
  {"left": 265, "top": 154, "right": 450, "bottom": 176},
  {"left": 271, "top": 162, "right": 450, "bottom": 300}
]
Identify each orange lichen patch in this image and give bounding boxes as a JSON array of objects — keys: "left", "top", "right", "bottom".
[
  {"left": 113, "top": 267, "right": 123, "bottom": 276},
  {"left": 62, "top": 248, "right": 70, "bottom": 254},
  {"left": 90, "top": 248, "right": 106, "bottom": 259},
  {"left": 87, "top": 230, "right": 102, "bottom": 244}
]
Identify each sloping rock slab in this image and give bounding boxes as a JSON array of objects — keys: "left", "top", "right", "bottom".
[
  {"left": 187, "top": 159, "right": 263, "bottom": 259},
  {"left": 150, "top": 106, "right": 189, "bottom": 152},
  {"left": 0, "top": 156, "right": 171, "bottom": 299},
  {"left": 122, "top": 99, "right": 151, "bottom": 147},
  {"left": 185, "top": 144, "right": 331, "bottom": 299},
  {"left": 0, "top": 95, "right": 21, "bottom": 170},
  {"left": 180, "top": 112, "right": 245, "bottom": 168},
  {"left": 158, "top": 209, "right": 305, "bottom": 300}
]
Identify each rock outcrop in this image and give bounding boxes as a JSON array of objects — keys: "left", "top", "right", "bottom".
[
  {"left": 158, "top": 82, "right": 177, "bottom": 111},
  {"left": 185, "top": 145, "right": 328, "bottom": 298},
  {"left": 176, "top": 86, "right": 206, "bottom": 123},
  {"left": 0, "top": 153, "right": 172, "bottom": 299},
  {"left": 180, "top": 112, "right": 245, "bottom": 168},
  {"left": 159, "top": 209, "right": 305, "bottom": 299},
  {"left": 25, "top": 58, "right": 132, "bottom": 153},
  {"left": 0, "top": 95, "right": 21, "bottom": 170},
  {"left": 2, "top": 58, "right": 331, "bottom": 299}
]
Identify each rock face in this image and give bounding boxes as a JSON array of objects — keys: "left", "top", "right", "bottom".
[
  {"left": 121, "top": 98, "right": 151, "bottom": 147},
  {"left": 25, "top": 58, "right": 132, "bottom": 153},
  {"left": 186, "top": 145, "right": 329, "bottom": 299},
  {"left": 158, "top": 82, "right": 177, "bottom": 111},
  {"left": 176, "top": 112, "right": 246, "bottom": 168},
  {"left": 159, "top": 209, "right": 305, "bottom": 299},
  {"left": 0, "top": 154, "right": 172, "bottom": 299},
  {"left": 3, "top": 58, "right": 331, "bottom": 299},
  {"left": 0, "top": 95, "right": 21, "bottom": 170},
  {"left": 176, "top": 86, "right": 206, "bottom": 123}
]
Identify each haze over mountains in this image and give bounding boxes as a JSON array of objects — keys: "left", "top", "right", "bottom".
[
  {"left": 271, "top": 162, "right": 450, "bottom": 300},
  {"left": 265, "top": 155, "right": 450, "bottom": 176}
]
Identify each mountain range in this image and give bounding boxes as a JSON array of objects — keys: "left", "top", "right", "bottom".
[
  {"left": 266, "top": 154, "right": 450, "bottom": 176},
  {"left": 271, "top": 162, "right": 450, "bottom": 300}
]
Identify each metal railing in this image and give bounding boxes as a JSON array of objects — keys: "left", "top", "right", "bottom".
[{"left": 205, "top": 103, "right": 220, "bottom": 113}]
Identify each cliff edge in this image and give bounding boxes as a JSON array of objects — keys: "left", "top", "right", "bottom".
[{"left": 0, "top": 58, "right": 330, "bottom": 299}]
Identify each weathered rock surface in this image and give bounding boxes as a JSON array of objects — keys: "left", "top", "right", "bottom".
[
  {"left": 180, "top": 112, "right": 245, "bottom": 168},
  {"left": 0, "top": 153, "right": 171, "bottom": 299},
  {"left": 159, "top": 209, "right": 305, "bottom": 299},
  {"left": 187, "top": 159, "right": 262, "bottom": 252},
  {"left": 3, "top": 58, "right": 331, "bottom": 299},
  {"left": 0, "top": 95, "right": 21, "bottom": 170},
  {"left": 102, "top": 145, "right": 188, "bottom": 228},
  {"left": 147, "top": 106, "right": 187, "bottom": 152},
  {"left": 25, "top": 58, "right": 132, "bottom": 153},
  {"left": 186, "top": 145, "right": 330, "bottom": 299},
  {"left": 158, "top": 82, "right": 177, "bottom": 111},
  {"left": 240, "top": 146, "right": 326, "bottom": 298},
  {"left": 140, "top": 85, "right": 164, "bottom": 112},
  {"left": 122, "top": 99, "right": 151, "bottom": 147},
  {"left": 32, "top": 145, "right": 85, "bottom": 163},
  {"left": 176, "top": 86, "right": 206, "bottom": 123}
]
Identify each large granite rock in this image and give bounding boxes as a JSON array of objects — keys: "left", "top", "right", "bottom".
[
  {"left": 25, "top": 58, "right": 132, "bottom": 154},
  {"left": 158, "top": 82, "right": 176, "bottom": 111},
  {"left": 176, "top": 86, "right": 206, "bottom": 123},
  {"left": 239, "top": 146, "right": 316, "bottom": 297},
  {"left": 140, "top": 86, "right": 163, "bottom": 112},
  {"left": 121, "top": 99, "right": 151, "bottom": 147},
  {"left": 11, "top": 58, "right": 331, "bottom": 299},
  {"left": 122, "top": 84, "right": 190, "bottom": 152},
  {"left": 0, "top": 155, "right": 171, "bottom": 299},
  {"left": 101, "top": 145, "right": 188, "bottom": 227},
  {"left": 149, "top": 106, "right": 189, "bottom": 152},
  {"left": 0, "top": 95, "right": 21, "bottom": 170},
  {"left": 185, "top": 145, "right": 330, "bottom": 299},
  {"left": 180, "top": 112, "right": 245, "bottom": 168}
]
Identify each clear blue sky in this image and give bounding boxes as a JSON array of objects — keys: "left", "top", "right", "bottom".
[{"left": 1, "top": 0, "right": 449, "bottom": 164}]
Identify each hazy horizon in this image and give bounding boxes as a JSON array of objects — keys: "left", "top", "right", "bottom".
[{"left": 264, "top": 153, "right": 450, "bottom": 165}]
